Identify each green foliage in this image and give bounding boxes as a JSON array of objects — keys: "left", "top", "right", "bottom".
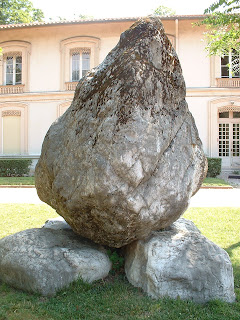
[
  {"left": 206, "top": 157, "right": 222, "bottom": 177},
  {"left": 198, "top": 13, "right": 240, "bottom": 56},
  {"left": 204, "top": 0, "right": 240, "bottom": 14},
  {"left": 0, "top": 0, "right": 44, "bottom": 24},
  {"left": 197, "top": 0, "right": 240, "bottom": 56},
  {"left": 153, "top": 5, "right": 176, "bottom": 17},
  {"left": 0, "top": 159, "right": 32, "bottom": 177},
  {"left": 107, "top": 248, "right": 124, "bottom": 274}
]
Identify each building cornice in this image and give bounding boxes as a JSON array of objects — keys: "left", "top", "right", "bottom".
[
  {"left": 1, "top": 87, "right": 240, "bottom": 102},
  {"left": 0, "top": 91, "right": 74, "bottom": 103},
  {"left": 186, "top": 87, "right": 240, "bottom": 97},
  {"left": 0, "top": 15, "right": 206, "bottom": 30}
]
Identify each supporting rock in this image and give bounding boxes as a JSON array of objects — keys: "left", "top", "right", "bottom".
[
  {"left": 124, "top": 218, "right": 235, "bottom": 303},
  {"left": 0, "top": 228, "right": 111, "bottom": 296}
]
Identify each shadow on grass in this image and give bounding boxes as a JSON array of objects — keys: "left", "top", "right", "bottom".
[{"left": 224, "top": 241, "right": 240, "bottom": 258}]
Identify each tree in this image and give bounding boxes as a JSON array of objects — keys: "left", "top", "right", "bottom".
[
  {"left": 204, "top": 0, "right": 240, "bottom": 14},
  {"left": 199, "top": 0, "right": 240, "bottom": 56},
  {"left": 0, "top": 0, "right": 44, "bottom": 25},
  {"left": 153, "top": 5, "right": 176, "bottom": 17}
]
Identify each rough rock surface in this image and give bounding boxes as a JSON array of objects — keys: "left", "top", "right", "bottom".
[
  {"left": 0, "top": 228, "right": 111, "bottom": 296},
  {"left": 124, "top": 218, "right": 235, "bottom": 303},
  {"left": 35, "top": 16, "right": 207, "bottom": 247}
]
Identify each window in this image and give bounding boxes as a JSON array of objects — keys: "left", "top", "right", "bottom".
[
  {"left": 221, "top": 50, "right": 240, "bottom": 78},
  {"left": 4, "top": 53, "right": 22, "bottom": 85},
  {"left": 218, "top": 108, "right": 240, "bottom": 160},
  {"left": 0, "top": 41, "right": 31, "bottom": 93},
  {"left": 71, "top": 49, "right": 90, "bottom": 81},
  {"left": 60, "top": 37, "right": 100, "bottom": 91}
]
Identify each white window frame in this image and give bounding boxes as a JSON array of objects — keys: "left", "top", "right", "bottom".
[
  {"left": 221, "top": 50, "right": 240, "bottom": 79},
  {"left": 4, "top": 54, "right": 22, "bottom": 85},
  {"left": 70, "top": 49, "right": 91, "bottom": 82}
]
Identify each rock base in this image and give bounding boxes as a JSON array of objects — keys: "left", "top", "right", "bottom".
[
  {"left": 124, "top": 218, "right": 235, "bottom": 303},
  {"left": 0, "top": 217, "right": 235, "bottom": 302},
  {"left": 0, "top": 228, "right": 111, "bottom": 296}
]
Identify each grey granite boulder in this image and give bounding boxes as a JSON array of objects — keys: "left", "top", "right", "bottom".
[
  {"left": 35, "top": 16, "right": 207, "bottom": 247},
  {"left": 0, "top": 228, "right": 111, "bottom": 296},
  {"left": 124, "top": 218, "right": 235, "bottom": 303}
]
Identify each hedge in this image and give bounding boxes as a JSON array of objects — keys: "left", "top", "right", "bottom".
[
  {"left": 206, "top": 157, "right": 222, "bottom": 178},
  {"left": 0, "top": 159, "right": 32, "bottom": 177}
]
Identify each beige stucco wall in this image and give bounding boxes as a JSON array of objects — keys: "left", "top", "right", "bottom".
[
  {"left": 186, "top": 96, "right": 209, "bottom": 154},
  {"left": 0, "top": 19, "right": 211, "bottom": 92},
  {"left": 0, "top": 18, "right": 240, "bottom": 170},
  {"left": 28, "top": 101, "right": 59, "bottom": 154},
  {"left": 178, "top": 21, "right": 210, "bottom": 88}
]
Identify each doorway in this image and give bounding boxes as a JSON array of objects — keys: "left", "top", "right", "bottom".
[{"left": 218, "top": 110, "right": 240, "bottom": 168}]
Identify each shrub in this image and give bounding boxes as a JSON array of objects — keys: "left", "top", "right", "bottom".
[
  {"left": 206, "top": 157, "right": 222, "bottom": 178},
  {"left": 106, "top": 248, "right": 124, "bottom": 275},
  {"left": 0, "top": 159, "right": 32, "bottom": 177}
]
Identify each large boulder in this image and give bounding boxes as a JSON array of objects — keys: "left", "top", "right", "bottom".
[
  {"left": 124, "top": 218, "right": 235, "bottom": 303},
  {"left": 35, "top": 16, "right": 207, "bottom": 248},
  {"left": 0, "top": 228, "right": 111, "bottom": 296}
]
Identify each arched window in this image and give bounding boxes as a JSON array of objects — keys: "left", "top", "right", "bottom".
[
  {"left": 0, "top": 41, "right": 31, "bottom": 94},
  {"left": 60, "top": 36, "right": 100, "bottom": 91}
]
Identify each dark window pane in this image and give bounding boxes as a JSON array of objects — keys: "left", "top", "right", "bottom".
[
  {"left": 221, "top": 66, "right": 229, "bottom": 78},
  {"left": 219, "top": 112, "right": 229, "bottom": 118},
  {"left": 232, "top": 71, "right": 240, "bottom": 77},
  {"left": 15, "top": 64, "right": 22, "bottom": 73},
  {"left": 15, "top": 73, "right": 22, "bottom": 84},
  {"left": 16, "top": 56, "right": 22, "bottom": 63},
  {"left": 221, "top": 55, "right": 229, "bottom": 65},
  {"left": 6, "top": 56, "right": 13, "bottom": 62},
  {"left": 233, "top": 111, "right": 240, "bottom": 118}
]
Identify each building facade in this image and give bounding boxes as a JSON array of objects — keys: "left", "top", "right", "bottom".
[{"left": 0, "top": 16, "right": 240, "bottom": 171}]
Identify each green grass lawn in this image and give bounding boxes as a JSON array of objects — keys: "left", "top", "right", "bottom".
[
  {"left": 0, "top": 204, "right": 240, "bottom": 320},
  {"left": 0, "top": 176, "right": 35, "bottom": 185},
  {"left": 202, "top": 177, "right": 231, "bottom": 187},
  {"left": 0, "top": 177, "right": 232, "bottom": 188}
]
